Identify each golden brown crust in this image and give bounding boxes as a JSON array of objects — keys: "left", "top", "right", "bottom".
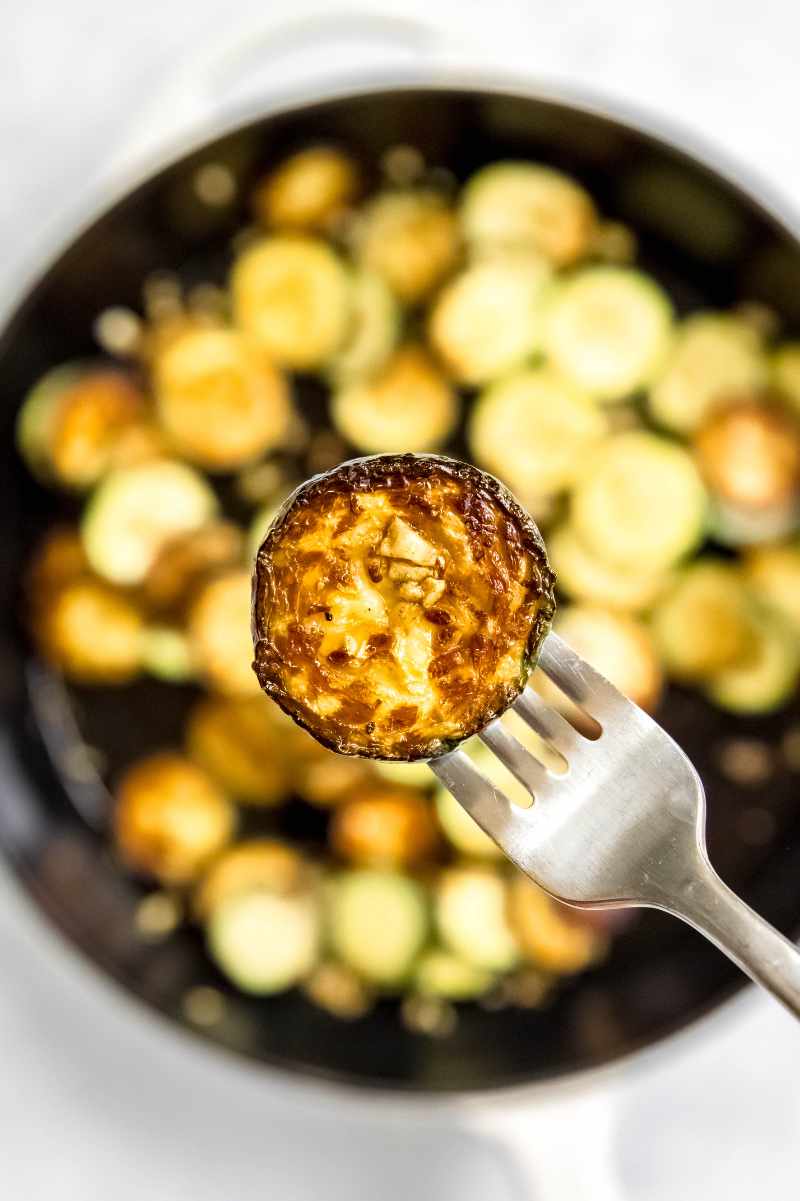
[{"left": 252, "top": 454, "right": 554, "bottom": 759}]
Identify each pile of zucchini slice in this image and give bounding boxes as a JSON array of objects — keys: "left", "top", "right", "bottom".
[{"left": 16, "top": 141, "right": 800, "bottom": 1023}]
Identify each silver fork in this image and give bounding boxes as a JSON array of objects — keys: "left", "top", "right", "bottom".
[{"left": 431, "top": 632, "right": 800, "bottom": 1019}]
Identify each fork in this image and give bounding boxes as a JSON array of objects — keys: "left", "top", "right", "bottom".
[{"left": 431, "top": 632, "right": 800, "bottom": 1019}]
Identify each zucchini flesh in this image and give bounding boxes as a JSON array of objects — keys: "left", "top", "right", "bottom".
[
  {"left": 188, "top": 568, "right": 262, "bottom": 697},
  {"left": 355, "top": 190, "right": 459, "bottom": 303},
  {"left": 543, "top": 266, "right": 674, "bottom": 401},
  {"left": 329, "top": 870, "right": 429, "bottom": 987},
  {"left": 154, "top": 327, "right": 291, "bottom": 471},
  {"left": 549, "top": 523, "right": 669, "bottom": 612},
  {"left": 772, "top": 343, "right": 800, "bottom": 413},
  {"left": 546, "top": 604, "right": 663, "bottom": 712},
  {"left": 231, "top": 235, "right": 351, "bottom": 369},
  {"left": 208, "top": 888, "right": 321, "bottom": 995},
  {"left": 468, "top": 366, "right": 607, "bottom": 498},
  {"left": 571, "top": 431, "right": 706, "bottom": 570},
  {"left": 413, "top": 948, "right": 494, "bottom": 1000},
  {"left": 252, "top": 146, "right": 359, "bottom": 231},
  {"left": 436, "top": 865, "right": 520, "bottom": 972},
  {"left": 327, "top": 269, "right": 399, "bottom": 386},
  {"left": 461, "top": 162, "right": 596, "bottom": 266},
  {"left": 428, "top": 252, "right": 552, "bottom": 385},
  {"left": 37, "top": 579, "right": 143, "bottom": 685},
  {"left": 648, "top": 314, "right": 767, "bottom": 434},
  {"left": 82, "top": 460, "right": 217, "bottom": 586},
  {"left": 705, "top": 611, "right": 800, "bottom": 715},
  {"left": 650, "top": 561, "right": 752, "bottom": 681},
  {"left": 330, "top": 344, "right": 458, "bottom": 453},
  {"left": 743, "top": 543, "right": 800, "bottom": 630}
]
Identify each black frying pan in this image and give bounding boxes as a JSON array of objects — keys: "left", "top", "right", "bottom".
[{"left": 2, "top": 84, "right": 800, "bottom": 1093}]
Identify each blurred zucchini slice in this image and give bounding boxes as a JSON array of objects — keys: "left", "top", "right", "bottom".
[
  {"left": 17, "top": 363, "right": 83, "bottom": 481},
  {"left": 508, "top": 876, "right": 606, "bottom": 974},
  {"left": 327, "top": 269, "right": 399, "bottom": 386},
  {"left": 354, "top": 189, "right": 459, "bottom": 303},
  {"left": 186, "top": 694, "right": 292, "bottom": 806},
  {"left": 428, "top": 252, "right": 552, "bottom": 384},
  {"left": 194, "top": 839, "right": 308, "bottom": 920},
  {"left": 648, "top": 314, "right": 767, "bottom": 434},
  {"left": 461, "top": 161, "right": 596, "bottom": 265},
  {"left": 413, "top": 948, "right": 494, "bottom": 1000},
  {"left": 329, "top": 869, "right": 429, "bottom": 987},
  {"left": 329, "top": 785, "right": 439, "bottom": 868},
  {"left": 543, "top": 267, "right": 674, "bottom": 401},
  {"left": 693, "top": 401, "right": 800, "bottom": 516},
  {"left": 743, "top": 543, "right": 800, "bottom": 630},
  {"left": 772, "top": 342, "right": 800, "bottom": 413},
  {"left": 139, "top": 626, "right": 194, "bottom": 683},
  {"left": 331, "top": 344, "right": 457, "bottom": 454},
  {"left": 468, "top": 366, "right": 608, "bottom": 498},
  {"left": 142, "top": 520, "right": 244, "bottom": 616},
  {"left": 188, "top": 567, "right": 261, "bottom": 696},
  {"left": 549, "top": 523, "right": 669, "bottom": 612},
  {"left": 543, "top": 605, "right": 664, "bottom": 712},
  {"left": 252, "top": 146, "right": 360, "bottom": 231},
  {"left": 82, "top": 459, "right": 217, "bottom": 586},
  {"left": 231, "top": 235, "right": 351, "bottom": 369},
  {"left": 435, "top": 865, "right": 520, "bottom": 972},
  {"left": 651, "top": 561, "right": 753, "bottom": 681},
  {"left": 153, "top": 326, "right": 291, "bottom": 470},
  {"left": 208, "top": 887, "right": 321, "bottom": 995},
  {"left": 35, "top": 578, "right": 144, "bottom": 685},
  {"left": 114, "top": 752, "right": 235, "bottom": 885},
  {"left": 705, "top": 610, "right": 800, "bottom": 715},
  {"left": 252, "top": 455, "right": 555, "bottom": 760},
  {"left": 571, "top": 432, "right": 706, "bottom": 570},
  {"left": 434, "top": 783, "right": 503, "bottom": 860}
]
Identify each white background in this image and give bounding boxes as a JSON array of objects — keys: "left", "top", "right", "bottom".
[{"left": 2, "top": 3, "right": 800, "bottom": 1197}]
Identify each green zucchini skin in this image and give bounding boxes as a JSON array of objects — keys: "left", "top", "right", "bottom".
[{"left": 252, "top": 454, "right": 556, "bottom": 761}]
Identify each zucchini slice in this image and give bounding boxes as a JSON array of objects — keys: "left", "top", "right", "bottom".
[
  {"left": 549, "top": 523, "right": 669, "bottom": 612},
  {"left": 329, "top": 869, "right": 429, "bottom": 986},
  {"left": 543, "top": 267, "right": 674, "bottom": 401},
  {"left": 650, "top": 561, "right": 754, "bottom": 681},
  {"left": 648, "top": 314, "right": 767, "bottom": 434},
  {"left": 461, "top": 161, "right": 597, "bottom": 266},
  {"left": 508, "top": 876, "right": 606, "bottom": 974},
  {"left": 693, "top": 401, "right": 800, "bottom": 513},
  {"left": 16, "top": 363, "right": 83, "bottom": 481},
  {"left": 327, "top": 269, "right": 399, "bottom": 387},
  {"left": 331, "top": 344, "right": 458, "bottom": 454},
  {"left": 252, "top": 146, "right": 360, "bottom": 231},
  {"left": 772, "top": 342, "right": 800, "bottom": 413},
  {"left": 142, "top": 520, "right": 244, "bottom": 616},
  {"left": 139, "top": 626, "right": 194, "bottom": 683},
  {"left": 186, "top": 694, "right": 292, "bottom": 806},
  {"left": 545, "top": 605, "right": 664, "bottom": 711},
  {"left": 82, "top": 459, "right": 217, "bottom": 586},
  {"left": 570, "top": 431, "right": 706, "bottom": 570},
  {"left": 188, "top": 567, "right": 262, "bottom": 696},
  {"left": 434, "top": 781, "right": 504, "bottom": 860},
  {"left": 468, "top": 366, "right": 608, "bottom": 498},
  {"left": 231, "top": 235, "right": 351, "bottom": 369},
  {"left": 114, "top": 752, "right": 235, "bottom": 885},
  {"left": 413, "top": 948, "right": 494, "bottom": 1001},
  {"left": 705, "top": 610, "right": 800, "bottom": 715},
  {"left": 428, "top": 252, "right": 552, "bottom": 385},
  {"left": 743, "top": 543, "right": 800, "bottom": 630},
  {"left": 252, "top": 455, "right": 555, "bottom": 760},
  {"left": 354, "top": 189, "right": 460, "bottom": 304},
  {"left": 435, "top": 865, "right": 520, "bottom": 973},
  {"left": 35, "top": 578, "right": 144, "bottom": 685},
  {"left": 329, "top": 786, "right": 439, "bottom": 868},
  {"left": 194, "top": 839, "right": 308, "bottom": 920},
  {"left": 153, "top": 326, "right": 291, "bottom": 471},
  {"left": 208, "top": 887, "right": 321, "bottom": 995}
]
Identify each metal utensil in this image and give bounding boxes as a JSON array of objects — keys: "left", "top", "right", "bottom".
[{"left": 431, "top": 632, "right": 800, "bottom": 1019}]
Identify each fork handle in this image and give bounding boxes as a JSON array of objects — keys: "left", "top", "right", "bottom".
[{"left": 665, "top": 854, "right": 800, "bottom": 1019}]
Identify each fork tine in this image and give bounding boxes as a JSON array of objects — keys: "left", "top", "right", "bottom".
[
  {"left": 538, "top": 632, "right": 626, "bottom": 713},
  {"left": 513, "top": 686, "right": 586, "bottom": 759},
  {"left": 428, "top": 749, "right": 528, "bottom": 844},
  {"left": 478, "top": 718, "right": 549, "bottom": 800}
]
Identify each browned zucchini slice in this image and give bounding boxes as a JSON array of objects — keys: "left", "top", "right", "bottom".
[
  {"left": 694, "top": 401, "right": 800, "bottom": 514},
  {"left": 252, "top": 454, "right": 555, "bottom": 760},
  {"left": 329, "top": 785, "right": 439, "bottom": 867}
]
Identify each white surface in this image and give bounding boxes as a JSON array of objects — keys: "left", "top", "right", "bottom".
[{"left": 2, "top": 3, "right": 800, "bottom": 1198}]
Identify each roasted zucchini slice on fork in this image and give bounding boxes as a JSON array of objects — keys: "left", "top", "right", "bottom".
[{"left": 252, "top": 454, "right": 555, "bottom": 760}]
